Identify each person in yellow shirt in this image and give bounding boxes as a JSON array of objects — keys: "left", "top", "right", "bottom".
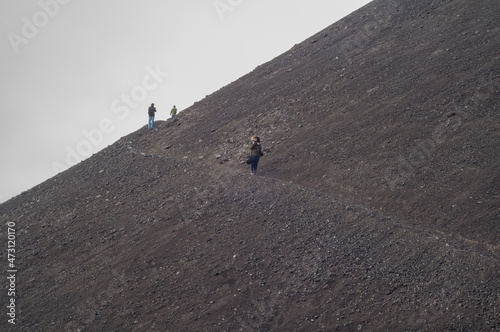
[{"left": 170, "top": 105, "right": 177, "bottom": 118}]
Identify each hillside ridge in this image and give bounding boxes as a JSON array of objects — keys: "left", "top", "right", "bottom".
[{"left": 1, "top": 0, "right": 499, "bottom": 330}]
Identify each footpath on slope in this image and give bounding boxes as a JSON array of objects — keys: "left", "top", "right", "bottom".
[
  {"left": 130, "top": 128, "right": 500, "bottom": 263},
  {"left": 127, "top": 129, "right": 499, "bottom": 329}
]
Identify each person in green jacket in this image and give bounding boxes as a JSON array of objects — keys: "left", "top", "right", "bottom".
[
  {"left": 248, "top": 135, "right": 263, "bottom": 175},
  {"left": 170, "top": 105, "right": 177, "bottom": 118}
]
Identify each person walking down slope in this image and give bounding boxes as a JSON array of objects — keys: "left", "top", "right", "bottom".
[
  {"left": 170, "top": 105, "right": 177, "bottom": 118},
  {"left": 148, "top": 103, "right": 157, "bottom": 129},
  {"left": 249, "top": 135, "right": 263, "bottom": 175}
]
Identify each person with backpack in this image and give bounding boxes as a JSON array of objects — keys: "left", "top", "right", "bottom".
[
  {"left": 148, "top": 103, "right": 157, "bottom": 129},
  {"left": 248, "top": 135, "right": 263, "bottom": 175}
]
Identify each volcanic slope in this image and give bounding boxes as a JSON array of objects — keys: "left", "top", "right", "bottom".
[{"left": 1, "top": 0, "right": 499, "bottom": 331}]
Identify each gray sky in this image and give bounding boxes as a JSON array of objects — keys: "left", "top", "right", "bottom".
[{"left": 1, "top": 0, "right": 371, "bottom": 203}]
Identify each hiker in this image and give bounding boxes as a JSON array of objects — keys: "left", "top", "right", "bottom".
[
  {"left": 248, "top": 135, "right": 263, "bottom": 175},
  {"left": 148, "top": 103, "right": 157, "bottom": 129},
  {"left": 170, "top": 105, "right": 177, "bottom": 118}
]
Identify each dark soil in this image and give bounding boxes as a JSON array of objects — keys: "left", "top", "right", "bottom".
[{"left": 1, "top": 0, "right": 499, "bottom": 331}]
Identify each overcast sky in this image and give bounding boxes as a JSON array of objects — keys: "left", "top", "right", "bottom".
[{"left": 1, "top": 0, "right": 372, "bottom": 203}]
